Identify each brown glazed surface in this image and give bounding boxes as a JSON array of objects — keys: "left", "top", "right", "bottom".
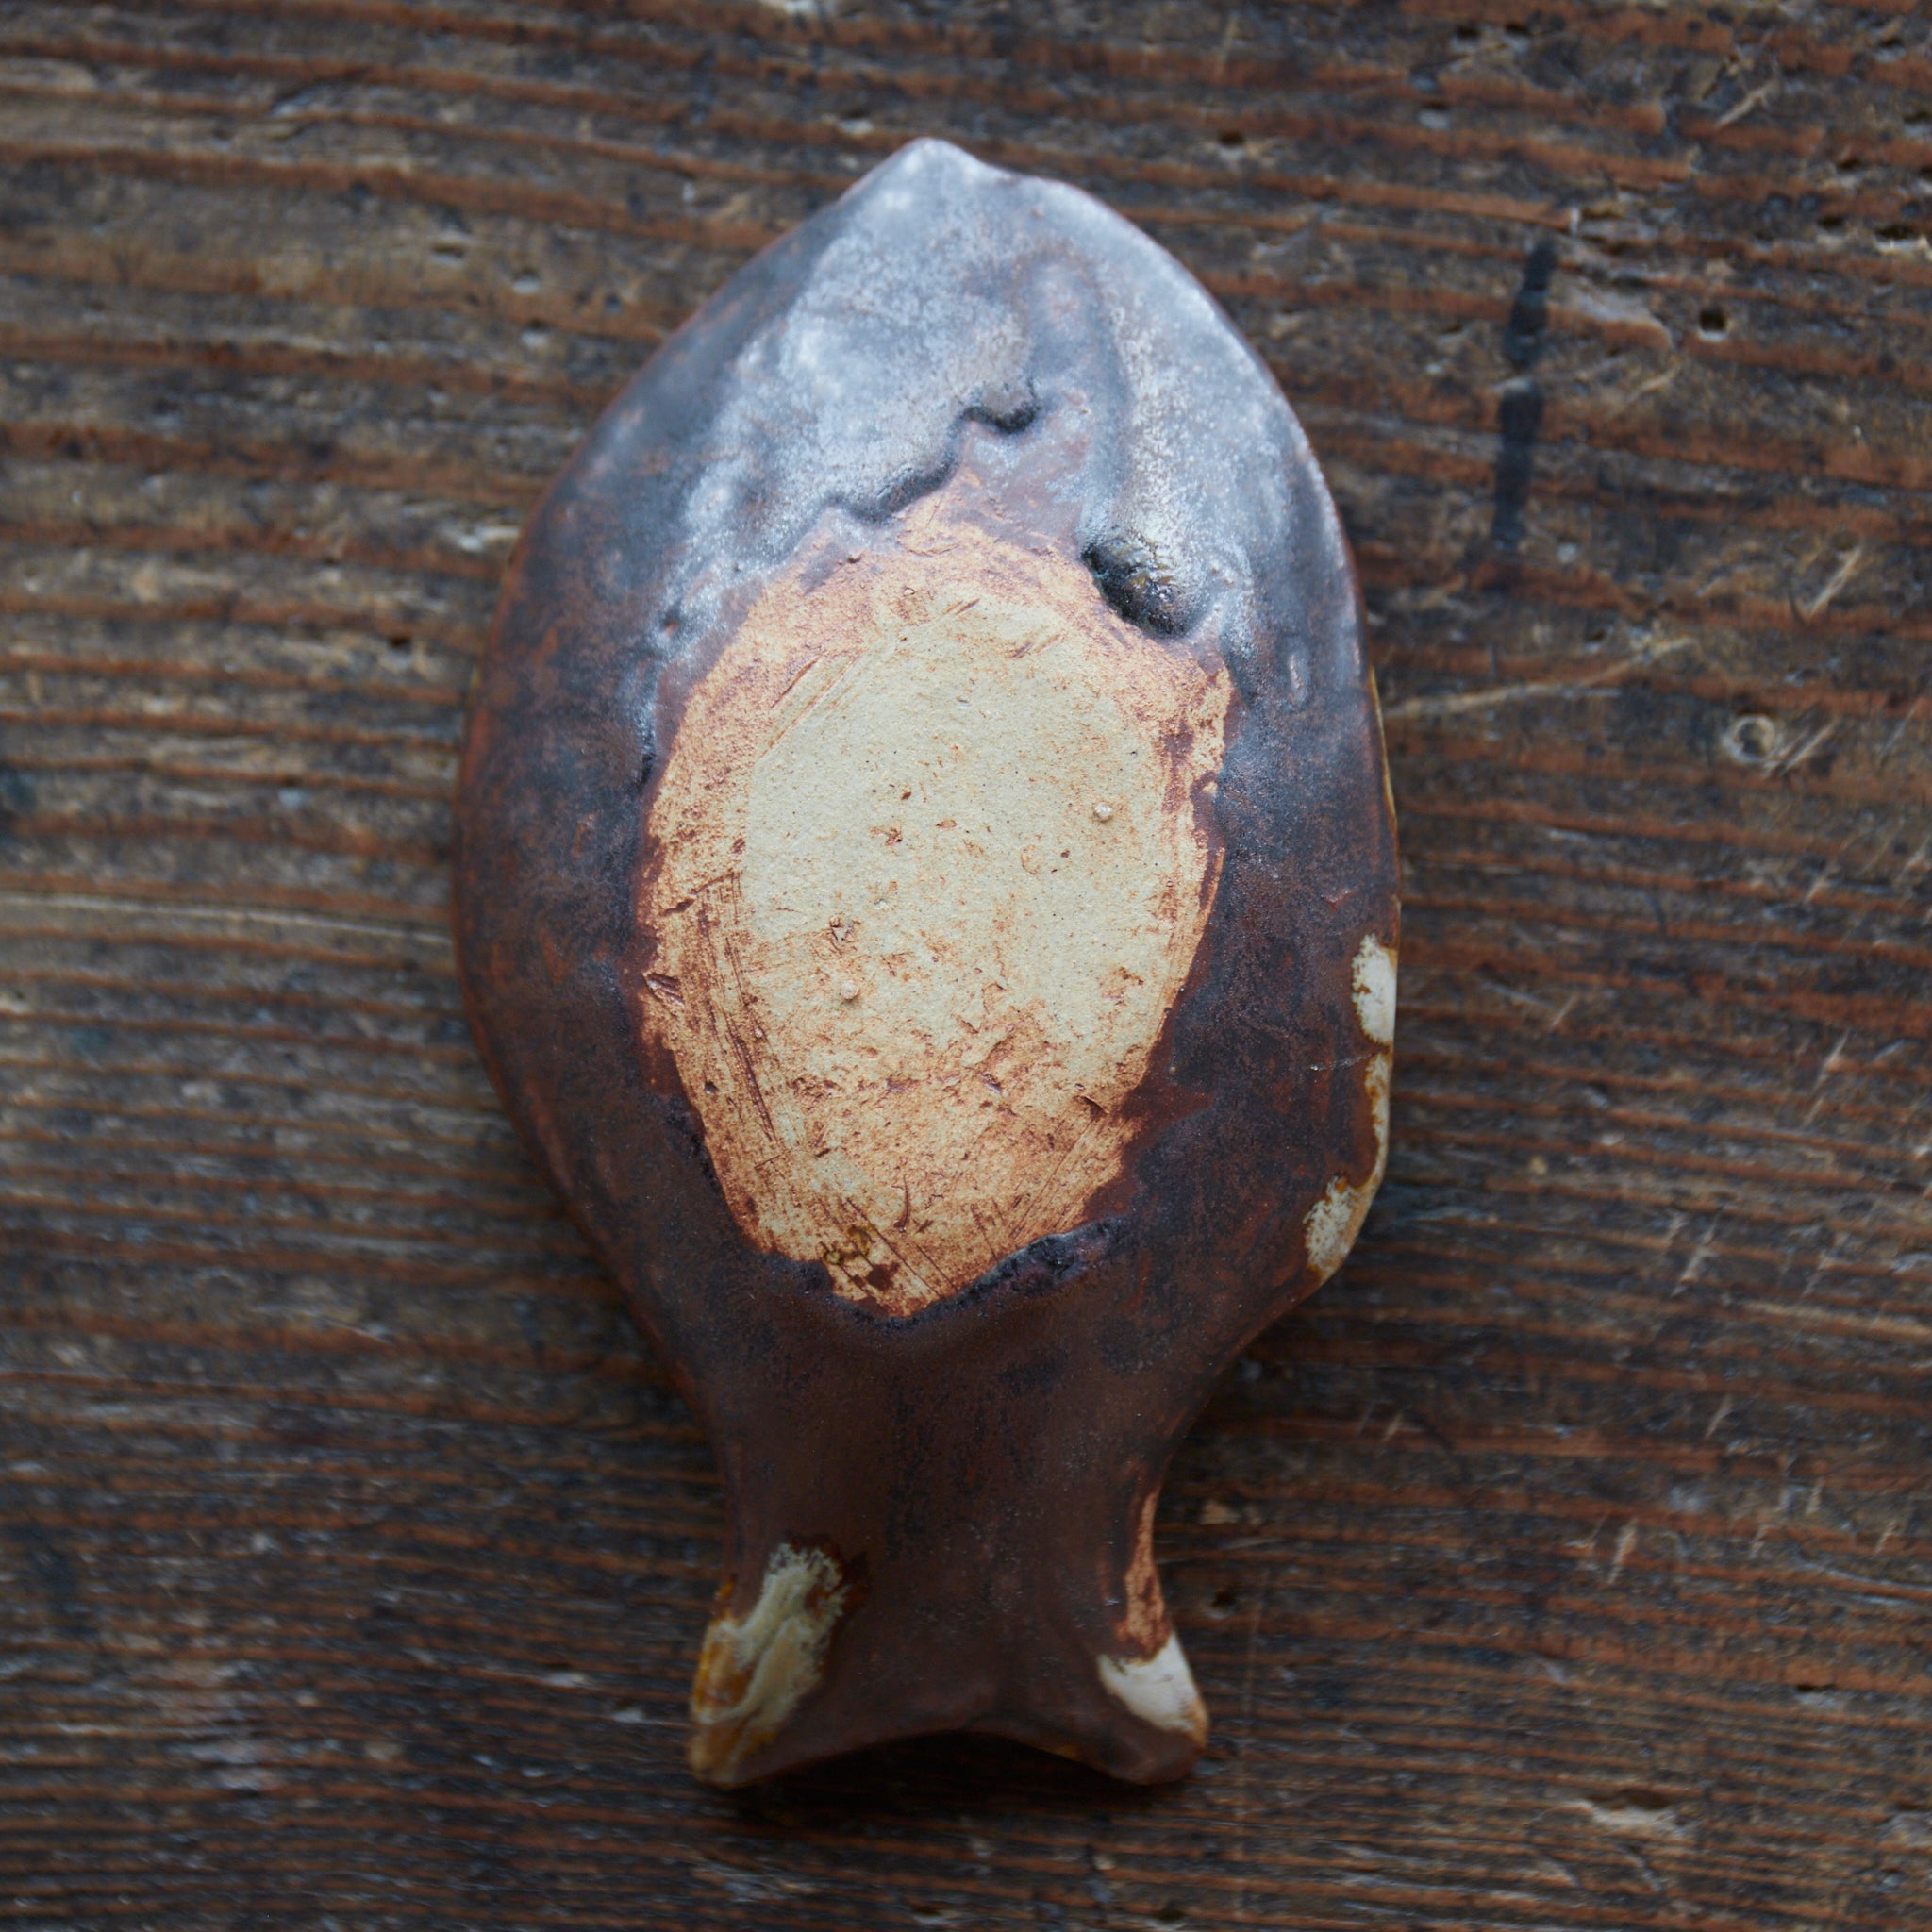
[{"left": 453, "top": 139, "right": 1397, "bottom": 1785}]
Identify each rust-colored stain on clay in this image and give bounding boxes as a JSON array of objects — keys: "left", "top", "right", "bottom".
[
  {"left": 641, "top": 490, "right": 1231, "bottom": 1316},
  {"left": 1118, "top": 1491, "right": 1172, "bottom": 1656},
  {"left": 1102, "top": 1491, "right": 1205, "bottom": 1739}
]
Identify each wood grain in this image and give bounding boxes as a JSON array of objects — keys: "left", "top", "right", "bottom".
[{"left": 3, "top": 2, "right": 1929, "bottom": 1924}]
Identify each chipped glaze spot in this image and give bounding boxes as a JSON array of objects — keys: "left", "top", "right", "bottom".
[
  {"left": 688, "top": 1543, "right": 849, "bottom": 1786},
  {"left": 1304, "top": 930, "right": 1397, "bottom": 1281},
  {"left": 1352, "top": 932, "right": 1397, "bottom": 1049},
  {"left": 1098, "top": 1633, "right": 1208, "bottom": 1743},
  {"left": 1302, "top": 1048, "right": 1391, "bottom": 1283},
  {"left": 641, "top": 486, "right": 1231, "bottom": 1317}
]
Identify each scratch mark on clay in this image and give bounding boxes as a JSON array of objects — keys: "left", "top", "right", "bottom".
[{"left": 770, "top": 650, "right": 825, "bottom": 707}]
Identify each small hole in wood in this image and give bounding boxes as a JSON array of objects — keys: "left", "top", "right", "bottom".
[
  {"left": 1722, "top": 713, "right": 1782, "bottom": 764},
  {"left": 1697, "top": 306, "right": 1729, "bottom": 339}
]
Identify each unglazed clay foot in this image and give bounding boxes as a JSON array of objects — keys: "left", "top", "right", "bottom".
[{"left": 453, "top": 139, "right": 1397, "bottom": 1788}]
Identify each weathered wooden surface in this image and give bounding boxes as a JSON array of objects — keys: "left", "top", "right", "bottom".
[{"left": 2, "top": 3, "right": 1929, "bottom": 1925}]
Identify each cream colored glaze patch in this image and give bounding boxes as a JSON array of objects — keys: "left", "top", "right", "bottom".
[
  {"left": 1302, "top": 1052, "right": 1389, "bottom": 1281},
  {"left": 688, "top": 1542, "right": 849, "bottom": 1786},
  {"left": 1352, "top": 933, "right": 1397, "bottom": 1048},
  {"left": 642, "top": 507, "right": 1231, "bottom": 1316},
  {"left": 1098, "top": 1633, "right": 1208, "bottom": 1742},
  {"left": 1303, "top": 936, "right": 1396, "bottom": 1283}
]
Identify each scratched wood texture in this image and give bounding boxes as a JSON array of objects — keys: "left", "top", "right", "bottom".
[{"left": 3, "top": 2, "right": 1930, "bottom": 1927}]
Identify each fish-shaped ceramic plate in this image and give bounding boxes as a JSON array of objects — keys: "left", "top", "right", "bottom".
[{"left": 454, "top": 139, "right": 1397, "bottom": 1788}]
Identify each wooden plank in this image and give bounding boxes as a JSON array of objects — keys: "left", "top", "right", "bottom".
[{"left": 2, "top": 2, "right": 1928, "bottom": 1925}]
